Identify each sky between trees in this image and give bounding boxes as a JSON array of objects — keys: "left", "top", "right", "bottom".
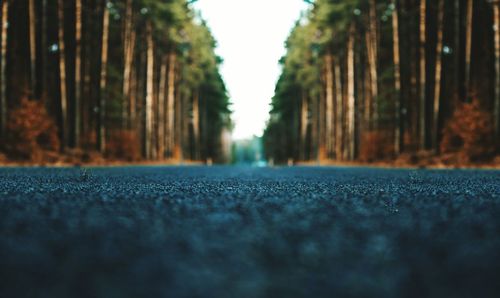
[{"left": 194, "top": 0, "right": 310, "bottom": 140}]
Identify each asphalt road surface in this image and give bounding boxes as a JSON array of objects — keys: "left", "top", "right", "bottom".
[{"left": 1, "top": 166, "right": 499, "bottom": 298}]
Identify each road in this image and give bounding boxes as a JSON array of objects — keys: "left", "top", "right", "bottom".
[{"left": 0, "top": 166, "right": 499, "bottom": 297}]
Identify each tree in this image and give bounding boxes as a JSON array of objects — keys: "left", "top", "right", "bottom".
[
  {"left": 432, "top": 0, "right": 444, "bottom": 151},
  {"left": 122, "top": 0, "right": 134, "bottom": 129},
  {"left": 98, "top": 1, "right": 110, "bottom": 153},
  {"left": 465, "top": 0, "right": 473, "bottom": 99},
  {"left": 493, "top": 0, "right": 500, "bottom": 139},
  {"left": 28, "top": 0, "right": 36, "bottom": 96},
  {"left": 346, "top": 23, "right": 355, "bottom": 160},
  {"left": 454, "top": 0, "right": 461, "bottom": 103},
  {"left": 75, "top": 0, "right": 83, "bottom": 147},
  {"left": 324, "top": 48, "right": 334, "bottom": 156},
  {"left": 392, "top": 0, "right": 402, "bottom": 154},
  {"left": 0, "top": 0, "right": 231, "bottom": 163},
  {"left": 192, "top": 90, "right": 200, "bottom": 160},
  {"left": 367, "top": 0, "right": 379, "bottom": 129},
  {"left": 300, "top": 92, "right": 308, "bottom": 160},
  {"left": 265, "top": 0, "right": 498, "bottom": 164},
  {"left": 166, "top": 51, "right": 176, "bottom": 155},
  {"left": 41, "top": 0, "right": 48, "bottom": 100},
  {"left": 157, "top": 55, "right": 167, "bottom": 159},
  {"left": 57, "top": 0, "right": 68, "bottom": 150},
  {"left": 334, "top": 56, "right": 343, "bottom": 160},
  {"left": 145, "top": 20, "right": 154, "bottom": 159},
  {"left": 0, "top": 0, "right": 8, "bottom": 138},
  {"left": 419, "top": 0, "right": 427, "bottom": 149}
]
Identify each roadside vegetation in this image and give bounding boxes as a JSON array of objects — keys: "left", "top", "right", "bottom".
[
  {"left": 264, "top": 0, "right": 500, "bottom": 167},
  {"left": 0, "top": 0, "right": 231, "bottom": 165}
]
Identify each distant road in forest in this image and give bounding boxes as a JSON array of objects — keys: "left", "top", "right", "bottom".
[{"left": 1, "top": 166, "right": 499, "bottom": 297}]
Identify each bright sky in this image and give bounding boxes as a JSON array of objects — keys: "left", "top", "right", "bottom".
[{"left": 193, "top": 0, "right": 310, "bottom": 140}]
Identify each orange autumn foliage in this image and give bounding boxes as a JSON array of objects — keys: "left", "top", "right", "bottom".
[
  {"left": 3, "top": 98, "right": 60, "bottom": 161},
  {"left": 441, "top": 100, "right": 496, "bottom": 163},
  {"left": 359, "top": 131, "right": 394, "bottom": 162},
  {"left": 106, "top": 130, "right": 141, "bottom": 161}
]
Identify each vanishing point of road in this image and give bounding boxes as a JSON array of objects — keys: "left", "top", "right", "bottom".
[{"left": 1, "top": 166, "right": 499, "bottom": 297}]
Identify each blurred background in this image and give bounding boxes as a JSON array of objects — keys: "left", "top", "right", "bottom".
[
  {"left": 0, "top": 0, "right": 232, "bottom": 164},
  {"left": 263, "top": 0, "right": 500, "bottom": 167},
  {"left": 0, "top": 0, "right": 499, "bottom": 167}
]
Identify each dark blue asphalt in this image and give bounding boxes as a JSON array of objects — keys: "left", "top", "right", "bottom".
[{"left": 0, "top": 166, "right": 499, "bottom": 298}]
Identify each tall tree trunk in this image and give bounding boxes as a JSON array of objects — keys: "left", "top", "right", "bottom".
[
  {"left": 364, "top": 31, "right": 372, "bottom": 130},
  {"left": 300, "top": 91, "right": 308, "bottom": 161},
  {"left": 347, "top": 24, "right": 356, "bottom": 160},
  {"left": 432, "top": 0, "right": 444, "bottom": 152},
  {"left": 182, "top": 93, "right": 190, "bottom": 161},
  {"left": 419, "top": 0, "right": 427, "bottom": 150},
  {"left": 367, "top": 0, "right": 379, "bottom": 129},
  {"left": 74, "top": 0, "right": 82, "bottom": 148},
  {"left": 363, "top": 58, "right": 371, "bottom": 133},
  {"left": 200, "top": 95, "right": 207, "bottom": 160},
  {"left": 365, "top": 35, "right": 376, "bottom": 131},
  {"left": 129, "top": 53, "right": 137, "bottom": 130},
  {"left": 82, "top": 1, "right": 92, "bottom": 143},
  {"left": 342, "top": 62, "right": 349, "bottom": 161},
  {"left": 319, "top": 80, "right": 326, "bottom": 159},
  {"left": 293, "top": 99, "right": 299, "bottom": 161},
  {"left": 166, "top": 51, "right": 176, "bottom": 156},
  {"left": 493, "top": 1, "right": 500, "bottom": 138},
  {"left": 28, "top": 0, "right": 36, "bottom": 96},
  {"left": 41, "top": 0, "right": 48, "bottom": 101},
  {"left": 122, "top": 0, "right": 133, "bottom": 129},
  {"left": 145, "top": 21, "right": 154, "bottom": 159},
  {"left": 454, "top": 0, "right": 462, "bottom": 104},
  {"left": 57, "top": 0, "right": 68, "bottom": 150},
  {"left": 465, "top": 0, "right": 473, "bottom": 99},
  {"left": 324, "top": 50, "right": 334, "bottom": 157},
  {"left": 392, "top": 0, "right": 402, "bottom": 155},
  {"left": 355, "top": 41, "right": 364, "bottom": 159},
  {"left": 127, "top": 29, "right": 137, "bottom": 130},
  {"left": 0, "top": 0, "right": 8, "bottom": 138},
  {"left": 137, "top": 38, "right": 146, "bottom": 156},
  {"left": 369, "top": 0, "right": 378, "bottom": 60},
  {"left": 174, "top": 77, "right": 182, "bottom": 160},
  {"left": 334, "top": 56, "right": 343, "bottom": 160},
  {"left": 98, "top": 2, "right": 109, "bottom": 153},
  {"left": 311, "top": 94, "right": 318, "bottom": 161},
  {"left": 157, "top": 55, "right": 167, "bottom": 159},
  {"left": 409, "top": 0, "right": 419, "bottom": 147},
  {"left": 151, "top": 59, "right": 158, "bottom": 161},
  {"left": 192, "top": 90, "right": 200, "bottom": 160}
]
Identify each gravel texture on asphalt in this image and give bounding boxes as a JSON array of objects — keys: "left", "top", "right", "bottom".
[{"left": 0, "top": 166, "right": 499, "bottom": 298}]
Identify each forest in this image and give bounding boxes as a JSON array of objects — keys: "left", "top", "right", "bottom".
[
  {"left": 264, "top": 0, "right": 500, "bottom": 166},
  {"left": 0, "top": 0, "right": 231, "bottom": 164}
]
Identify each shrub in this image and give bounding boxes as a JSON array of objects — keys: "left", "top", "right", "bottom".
[
  {"left": 81, "top": 131, "right": 97, "bottom": 150},
  {"left": 359, "top": 131, "right": 394, "bottom": 162},
  {"left": 106, "top": 130, "right": 141, "bottom": 161},
  {"left": 2, "top": 98, "right": 59, "bottom": 161},
  {"left": 441, "top": 99, "right": 496, "bottom": 163}
]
